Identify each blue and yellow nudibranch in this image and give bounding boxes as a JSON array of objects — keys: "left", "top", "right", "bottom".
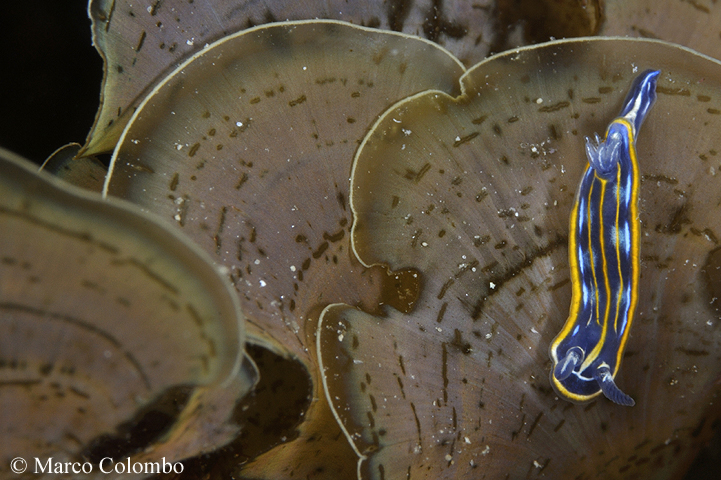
[{"left": 549, "top": 70, "right": 660, "bottom": 406}]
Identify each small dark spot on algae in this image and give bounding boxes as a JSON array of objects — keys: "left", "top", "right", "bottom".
[
  {"left": 80, "top": 279, "right": 106, "bottom": 294},
  {"left": 404, "top": 163, "right": 431, "bottom": 183},
  {"left": 323, "top": 229, "right": 345, "bottom": 243},
  {"left": 657, "top": 86, "right": 691, "bottom": 96},
  {"left": 453, "top": 132, "right": 479, "bottom": 147},
  {"left": 135, "top": 30, "right": 147, "bottom": 52},
  {"left": 549, "top": 124, "right": 560, "bottom": 140},
  {"left": 169, "top": 173, "right": 179, "bottom": 191},
  {"left": 438, "top": 277, "right": 455, "bottom": 300},
  {"left": 441, "top": 343, "right": 449, "bottom": 404},
  {"left": 549, "top": 278, "right": 570, "bottom": 291},
  {"left": 451, "top": 329, "right": 472, "bottom": 355},
  {"left": 288, "top": 95, "right": 307, "bottom": 107},
  {"left": 538, "top": 101, "right": 569, "bottom": 113},
  {"left": 128, "top": 162, "right": 155, "bottom": 174},
  {"left": 655, "top": 202, "right": 691, "bottom": 235},
  {"left": 703, "top": 246, "right": 721, "bottom": 312},
  {"left": 692, "top": 417, "right": 707, "bottom": 438},
  {"left": 634, "top": 439, "right": 651, "bottom": 451},
  {"left": 675, "top": 347, "right": 709, "bottom": 356},
  {"left": 511, "top": 413, "right": 526, "bottom": 441},
  {"left": 631, "top": 26, "right": 658, "bottom": 38},
  {"left": 235, "top": 172, "right": 249, "bottom": 190},
  {"left": 188, "top": 143, "right": 200, "bottom": 157},
  {"left": 369, "top": 394, "right": 378, "bottom": 414},
  {"left": 689, "top": 227, "right": 718, "bottom": 244},
  {"left": 436, "top": 302, "right": 448, "bottom": 323},
  {"left": 481, "top": 260, "right": 498, "bottom": 273},
  {"left": 367, "top": 411, "right": 375, "bottom": 428},
  {"left": 312, "top": 241, "right": 329, "bottom": 259},
  {"left": 213, "top": 206, "right": 227, "bottom": 255}
]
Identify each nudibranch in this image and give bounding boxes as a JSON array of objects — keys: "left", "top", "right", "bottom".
[{"left": 549, "top": 69, "right": 660, "bottom": 406}]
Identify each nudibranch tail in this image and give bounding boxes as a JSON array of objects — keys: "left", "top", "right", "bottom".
[
  {"left": 594, "top": 365, "right": 635, "bottom": 407},
  {"left": 549, "top": 69, "right": 660, "bottom": 406}
]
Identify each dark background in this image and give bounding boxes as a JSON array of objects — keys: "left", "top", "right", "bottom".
[{"left": 0, "top": 1, "right": 103, "bottom": 164}]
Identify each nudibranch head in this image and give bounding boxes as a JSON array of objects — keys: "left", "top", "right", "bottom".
[{"left": 619, "top": 69, "right": 660, "bottom": 136}]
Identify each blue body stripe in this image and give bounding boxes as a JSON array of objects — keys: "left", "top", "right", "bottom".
[{"left": 549, "top": 70, "right": 660, "bottom": 406}]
